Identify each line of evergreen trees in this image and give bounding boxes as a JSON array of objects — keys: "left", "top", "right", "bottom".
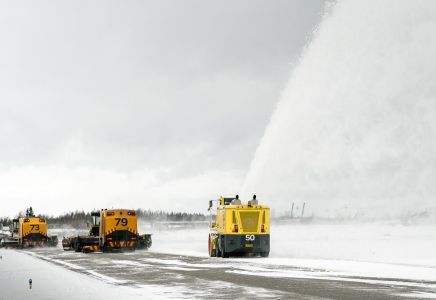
[
  {"left": 42, "top": 211, "right": 94, "bottom": 229},
  {"left": 0, "top": 217, "right": 11, "bottom": 227},
  {"left": 136, "top": 209, "right": 207, "bottom": 222},
  {"left": 1, "top": 210, "right": 207, "bottom": 229}
]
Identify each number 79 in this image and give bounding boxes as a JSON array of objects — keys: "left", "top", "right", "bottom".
[{"left": 115, "top": 218, "right": 128, "bottom": 226}]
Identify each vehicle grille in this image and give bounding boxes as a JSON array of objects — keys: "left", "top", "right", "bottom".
[{"left": 239, "top": 211, "right": 259, "bottom": 232}]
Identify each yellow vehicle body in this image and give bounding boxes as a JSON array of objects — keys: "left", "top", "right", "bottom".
[
  {"left": 18, "top": 217, "right": 48, "bottom": 247},
  {"left": 209, "top": 196, "right": 270, "bottom": 257},
  {"left": 100, "top": 209, "right": 139, "bottom": 249},
  {"left": 0, "top": 207, "right": 58, "bottom": 248},
  {"left": 19, "top": 217, "right": 48, "bottom": 239},
  {"left": 215, "top": 204, "right": 270, "bottom": 235},
  {"left": 63, "top": 208, "right": 152, "bottom": 252}
]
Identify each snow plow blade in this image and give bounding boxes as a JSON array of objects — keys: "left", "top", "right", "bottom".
[{"left": 137, "top": 234, "right": 152, "bottom": 250}]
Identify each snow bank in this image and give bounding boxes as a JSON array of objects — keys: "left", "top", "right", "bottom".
[
  {"left": 149, "top": 227, "right": 208, "bottom": 257},
  {"left": 270, "top": 222, "right": 436, "bottom": 266}
]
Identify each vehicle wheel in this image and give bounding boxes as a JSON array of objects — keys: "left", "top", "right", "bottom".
[
  {"left": 260, "top": 252, "right": 269, "bottom": 258},
  {"left": 215, "top": 238, "right": 221, "bottom": 257},
  {"left": 74, "top": 242, "right": 81, "bottom": 252},
  {"left": 208, "top": 235, "right": 215, "bottom": 257},
  {"left": 220, "top": 239, "right": 229, "bottom": 258}
]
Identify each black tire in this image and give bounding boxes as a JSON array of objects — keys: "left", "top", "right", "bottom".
[
  {"left": 215, "top": 239, "right": 221, "bottom": 257},
  {"left": 220, "top": 238, "right": 229, "bottom": 258},
  {"left": 260, "top": 252, "right": 269, "bottom": 258},
  {"left": 74, "top": 241, "right": 81, "bottom": 252}
]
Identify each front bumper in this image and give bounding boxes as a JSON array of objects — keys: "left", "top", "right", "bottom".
[{"left": 221, "top": 234, "right": 270, "bottom": 254}]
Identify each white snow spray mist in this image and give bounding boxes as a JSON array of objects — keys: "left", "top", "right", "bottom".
[{"left": 242, "top": 0, "right": 436, "bottom": 219}]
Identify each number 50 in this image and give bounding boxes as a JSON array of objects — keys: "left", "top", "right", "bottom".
[{"left": 245, "top": 235, "right": 255, "bottom": 241}]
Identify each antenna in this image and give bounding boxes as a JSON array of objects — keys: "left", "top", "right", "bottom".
[{"left": 301, "top": 202, "right": 305, "bottom": 219}]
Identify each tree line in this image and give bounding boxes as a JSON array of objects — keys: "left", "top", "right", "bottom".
[
  {"left": 1, "top": 210, "right": 207, "bottom": 229},
  {"left": 136, "top": 209, "right": 207, "bottom": 222}
]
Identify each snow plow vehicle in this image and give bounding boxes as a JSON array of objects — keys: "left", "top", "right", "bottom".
[
  {"left": 0, "top": 207, "right": 58, "bottom": 248},
  {"left": 208, "top": 195, "right": 270, "bottom": 258},
  {"left": 62, "top": 209, "right": 152, "bottom": 252}
]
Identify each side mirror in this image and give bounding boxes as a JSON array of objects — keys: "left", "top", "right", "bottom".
[{"left": 208, "top": 200, "right": 213, "bottom": 210}]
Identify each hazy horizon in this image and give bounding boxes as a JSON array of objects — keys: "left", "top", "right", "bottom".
[{"left": 0, "top": 1, "right": 326, "bottom": 217}]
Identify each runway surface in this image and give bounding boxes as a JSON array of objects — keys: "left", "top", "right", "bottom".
[{"left": 23, "top": 248, "right": 436, "bottom": 299}]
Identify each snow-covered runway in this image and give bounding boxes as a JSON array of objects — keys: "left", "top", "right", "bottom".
[
  {"left": 20, "top": 247, "right": 436, "bottom": 299},
  {"left": 1, "top": 222, "right": 436, "bottom": 299}
]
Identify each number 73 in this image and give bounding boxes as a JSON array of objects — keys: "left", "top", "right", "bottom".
[{"left": 30, "top": 225, "right": 40, "bottom": 231}]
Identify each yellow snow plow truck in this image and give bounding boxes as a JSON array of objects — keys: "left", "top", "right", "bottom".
[
  {"left": 0, "top": 207, "right": 58, "bottom": 248},
  {"left": 62, "top": 209, "right": 152, "bottom": 252},
  {"left": 208, "top": 195, "right": 270, "bottom": 258}
]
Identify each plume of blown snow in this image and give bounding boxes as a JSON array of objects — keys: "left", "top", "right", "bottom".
[{"left": 242, "top": 0, "right": 436, "bottom": 218}]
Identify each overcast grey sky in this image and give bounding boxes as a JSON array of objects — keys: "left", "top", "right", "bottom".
[{"left": 0, "top": 0, "right": 326, "bottom": 217}]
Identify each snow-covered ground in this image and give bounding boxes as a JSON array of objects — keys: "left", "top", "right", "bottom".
[
  {"left": 1, "top": 222, "right": 435, "bottom": 299},
  {"left": 0, "top": 249, "right": 167, "bottom": 300},
  {"left": 0, "top": 248, "right": 188, "bottom": 300},
  {"left": 148, "top": 221, "right": 436, "bottom": 282}
]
